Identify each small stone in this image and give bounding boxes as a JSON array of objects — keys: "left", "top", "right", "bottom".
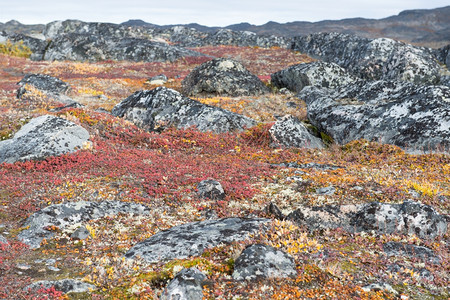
[
  {"left": 24, "top": 279, "right": 96, "bottom": 294},
  {"left": 71, "top": 226, "right": 91, "bottom": 240},
  {"left": 161, "top": 268, "right": 206, "bottom": 300},
  {"left": 316, "top": 186, "right": 335, "bottom": 195},
  {"left": 232, "top": 244, "right": 297, "bottom": 281},
  {"left": 197, "top": 179, "right": 225, "bottom": 200}
]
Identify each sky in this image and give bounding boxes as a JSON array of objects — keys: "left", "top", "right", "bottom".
[{"left": 0, "top": 0, "right": 448, "bottom": 27}]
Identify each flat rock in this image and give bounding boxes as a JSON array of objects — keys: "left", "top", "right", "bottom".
[
  {"left": 18, "top": 200, "right": 151, "bottom": 249},
  {"left": 291, "top": 32, "right": 440, "bottom": 84},
  {"left": 299, "top": 80, "right": 450, "bottom": 153},
  {"left": 383, "top": 242, "right": 441, "bottom": 264},
  {"left": 182, "top": 58, "right": 270, "bottom": 97},
  {"left": 24, "top": 279, "right": 96, "bottom": 294},
  {"left": 286, "top": 200, "right": 447, "bottom": 239},
  {"left": 161, "top": 268, "right": 206, "bottom": 300},
  {"left": 232, "top": 244, "right": 296, "bottom": 281},
  {"left": 269, "top": 115, "right": 324, "bottom": 149},
  {"left": 271, "top": 61, "right": 357, "bottom": 93},
  {"left": 0, "top": 115, "right": 90, "bottom": 164},
  {"left": 111, "top": 87, "right": 256, "bottom": 133},
  {"left": 125, "top": 217, "right": 270, "bottom": 263}
]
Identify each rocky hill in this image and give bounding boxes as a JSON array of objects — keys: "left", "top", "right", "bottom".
[{"left": 0, "top": 14, "right": 449, "bottom": 300}]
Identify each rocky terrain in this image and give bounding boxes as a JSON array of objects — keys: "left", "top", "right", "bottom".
[{"left": 0, "top": 18, "right": 449, "bottom": 300}]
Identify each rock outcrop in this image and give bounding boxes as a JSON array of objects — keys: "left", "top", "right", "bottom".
[
  {"left": 18, "top": 201, "right": 151, "bottom": 249},
  {"left": 271, "top": 61, "right": 357, "bottom": 93},
  {"left": 112, "top": 87, "right": 256, "bottom": 133},
  {"left": 232, "top": 244, "right": 297, "bottom": 281},
  {"left": 269, "top": 115, "right": 324, "bottom": 149},
  {"left": 291, "top": 32, "right": 441, "bottom": 84},
  {"left": 161, "top": 268, "right": 206, "bottom": 300},
  {"left": 383, "top": 242, "right": 441, "bottom": 264},
  {"left": 43, "top": 33, "right": 205, "bottom": 62},
  {"left": 284, "top": 200, "right": 447, "bottom": 239},
  {"left": 0, "top": 115, "right": 90, "bottom": 164},
  {"left": 124, "top": 218, "right": 269, "bottom": 263},
  {"left": 182, "top": 58, "right": 270, "bottom": 96},
  {"left": 299, "top": 80, "right": 450, "bottom": 152}
]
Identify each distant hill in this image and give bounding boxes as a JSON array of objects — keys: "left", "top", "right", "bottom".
[
  {"left": 121, "top": 6, "right": 450, "bottom": 48},
  {"left": 1, "top": 6, "right": 448, "bottom": 48}
]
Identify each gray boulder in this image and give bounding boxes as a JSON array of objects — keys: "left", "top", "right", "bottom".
[
  {"left": 161, "top": 268, "right": 206, "bottom": 300},
  {"left": 17, "top": 74, "right": 70, "bottom": 97},
  {"left": 24, "top": 279, "right": 96, "bottom": 294},
  {"left": 197, "top": 179, "right": 225, "bottom": 200},
  {"left": 383, "top": 242, "right": 441, "bottom": 264},
  {"left": 299, "top": 80, "right": 450, "bottom": 153},
  {"left": 43, "top": 33, "right": 205, "bottom": 62},
  {"left": 125, "top": 217, "right": 269, "bottom": 263},
  {"left": 286, "top": 200, "right": 447, "bottom": 239},
  {"left": 182, "top": 58, "right": 270, "bottom": 97},
  {"left": 111, "top": 87, "right": 256, "bottom": 133},
  {"left": 232, "top": 244, "right": 296, "bottom": 281},
  {"left": 0, "top": 115, "right": 90, "bottom": 164},
  {"left": 269, "top": 115, "right": 324, "bottom": 149},
  {"left": 291, "top": 32, "right": 440, "bottom": 84},
  {"left": 271, "top": 61, "right": 357, "bottom": 93},
  {"left": 17, "top": 200, "right": 151, "bottom": 249}
]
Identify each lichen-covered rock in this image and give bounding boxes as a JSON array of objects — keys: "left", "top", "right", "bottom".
[
  {"left": 197, "top": 179, "right": 225, "bottom": 200},
  {"left": 271, "top": 61, "right": 357, "bottom": 93},
  {"left": 161, "top": 268, "right": 206, "bottom": 300},
  {"left": 24, "top": 279, "right": 96, "bottom": 294},
  {"left": 291, "top": 32, "right": 441, "bottom": 84},
  {"left": 202, "top": 29, "right": 290, "bottom": 48},
  {"left": 125, "top": 218, "right": 269, "bottom": 263},
  {"left": 182, "top": 58, "right": 270, "bottom": 96},
  {"left": 0, "top": 115, "right": 90, "bottom": 164},
  {"left": 232, "top": 244, "right": 296, "bottom": 281},
  {"left": 43, "top": 33, "right": 205, "bottom": 62},
  {"left": 17, "top": 74, "right": 70, "bottom": 97},
  {"left": 383, "top": 242, "right": 441, "bottom": 264},
  {"left": 286, "top": 200, "right": 447, "bottom": 239},
  {"left": 111, "top": 87, "right": 256, "bottom": 133},
  {"left": 17, "top": 201, "right": 151, "bottom": 249},
  {"left": 299, "top": 81, "right": 450, "bottom": 153},
  {"left": 269, "top": 115, "right": 324, "bottom": 149}
]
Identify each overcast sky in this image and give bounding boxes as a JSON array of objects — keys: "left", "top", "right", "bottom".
[{"left": 0, "top": 0, "right": 448, "bottom": 26}]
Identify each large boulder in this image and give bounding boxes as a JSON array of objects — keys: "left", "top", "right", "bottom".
[
  {"left": 43, "top": 33, "right": 205, "bottom": 62},
  {"left": 0, "top": 31, "right": 47, "bottom": 60},
  {"left": 161, "top": 268, "right": 206, "bottom": 300},
  {"left": 182, "top": 58, "right": 270, "bottom": 96},
  {"left": 232, "top": 244, "right": 297, "bottom": 281},
  {"left": 269, "top": 115, "right": 324, "bottom": 149},
  {"left": 271, "top": 61, "right": 357, "bottom": 93},
  {"left": 202, "top": 29, "right": 290, "bottom": 48},
  {"left": 285, "top": 200, "right": 448, "bottom": 239},
  {"left": 291, "top": 32, "right": 441, "bottom": 84},
  {"left": 124, "top": 218, "right": 270, "bottom": 263},
  {"left": 0, "top": 115, "right": 90, "bottom": 164},
  {"left": 298, "top": 80, "right": 450, "bottom": 153},
  {"left": 17, "top": 200, "right": 151, "bottom": 249},
  {"left": 111, "top": 87, "right": 256, "bottom": 133}
]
